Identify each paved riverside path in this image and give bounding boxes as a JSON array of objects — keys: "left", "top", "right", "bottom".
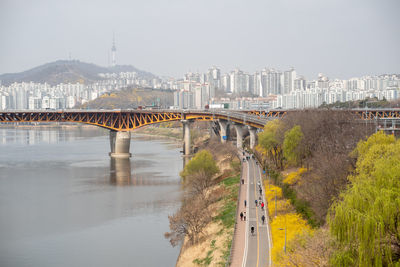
[
  {"left": 244, "top": 156, "right": 271, "bottom": 267},
  {"left": 230, "top": 151, "right": 271, "bottom": 267},
  {"left": 229, "top": 151, "right": 248, "bottom": 267}
]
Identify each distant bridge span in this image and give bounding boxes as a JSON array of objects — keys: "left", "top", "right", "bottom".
[{"left": 244, "top": 108, "right": 400, "bottom": 120}]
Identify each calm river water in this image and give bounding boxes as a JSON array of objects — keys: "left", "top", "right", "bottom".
[{"left": 0, "top": 126, "right": 182, "bottom": 267}]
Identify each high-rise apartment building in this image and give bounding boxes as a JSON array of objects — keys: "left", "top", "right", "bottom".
[
  {"left": 207, "top": 66, "right": 221, "bottom": 92},
  {"left": 294, "top": 76, "right": 306, "bottom": 90},
  {"left": 261, "top": 68, "right": 282, "bottom": 96},
  {"left": 221, "top": 74, "right": 231, "bottom": 92},
  {"left": 283, "top": 68, "right": 296, "bottom": 94}
]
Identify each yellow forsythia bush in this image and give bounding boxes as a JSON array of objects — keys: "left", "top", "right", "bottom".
[
  {"left": 283, "top": 168, "right": 307, "bottom": 185},
  {"left": 264, "top": 182, "right": 283, "bottom": 203},
  {"left": 270, "top": 213, "right": 313, "bottom": 264}
]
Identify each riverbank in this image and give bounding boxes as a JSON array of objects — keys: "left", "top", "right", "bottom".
[
  {"left": 174, "top": 138, "right": 241, "bottom": 267},
  {"left": 133, "top": 125, "right": 182, "bottom": 141}
]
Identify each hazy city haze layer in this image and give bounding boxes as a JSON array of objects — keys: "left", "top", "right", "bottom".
[{"left": 0, "top": 0, "right": 399, "bottom": 79}]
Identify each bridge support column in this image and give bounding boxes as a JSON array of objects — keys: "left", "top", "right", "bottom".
[
  {"left": 218, "top": 120, "right": 229, "bottom": 143},
  {"left": 248, "top": 126, "right": 258, "bottom": 149},
  {"left": 109, "top": 131, "right": 132, "bottom": 158},
  {"left": 234, "top": 123, "right": 247, "bottom": 149},
  {"left": 182, "top": 120, "right": 192, "bottom": 155}
]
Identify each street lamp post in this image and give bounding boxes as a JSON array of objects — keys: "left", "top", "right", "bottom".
[
  {"left": 279, "top": 227, "right": 287, "bottom": 253},
  {"left": 365, "top": 102, "right": 368, "bottom": 136}
]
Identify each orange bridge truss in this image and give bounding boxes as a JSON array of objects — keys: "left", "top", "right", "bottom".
[{"left": 0, "top": 110, "right": 266, "bottom": 131}]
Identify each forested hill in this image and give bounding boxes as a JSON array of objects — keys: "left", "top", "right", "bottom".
[
  {"left": 0, "top": 60, "right": 156, "bottom": 86},
  {"left": 79, "top": 87, "right": 175, "bottom": 109}
]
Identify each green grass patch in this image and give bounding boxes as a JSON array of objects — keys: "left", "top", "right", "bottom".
[
  {"left": 216, "top": 174, "right": 240, "bottom": 230},
  {"left": 215, "top": 197, "right": 237, "bottom": 228},
  {"left": 193, "top": 240, "right": 217, "bottom": 266},
  {"left": 221, "top": 174, "right": 240, "bottom": 187}
]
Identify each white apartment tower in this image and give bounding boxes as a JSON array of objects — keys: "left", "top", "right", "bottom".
[{"left": 283, "top": 68, "right": 296, "bottom": 94}]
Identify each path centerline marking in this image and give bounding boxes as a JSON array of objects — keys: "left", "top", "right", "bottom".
[
  {"left": 252, "top": 160, "right": 260, "bottom": 267},
  {"left": 242, "top": 159, "right": 250, "bottom": 267}
]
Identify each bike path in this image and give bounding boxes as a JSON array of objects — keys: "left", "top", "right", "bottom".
[{"left": 244, "top": 155, "right": 271, "bottom": 267}]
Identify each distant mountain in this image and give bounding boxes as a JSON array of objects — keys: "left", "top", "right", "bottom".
[
  {"left": 0, "top": 60, "right": 156, "bottom": 86},
  {"left": 79, "top": 87, "right": 174, "bottom": 109}
]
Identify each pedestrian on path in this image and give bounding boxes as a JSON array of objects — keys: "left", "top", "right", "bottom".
[
  {"left": 261, "top": 202, "right": 264, "bottom": 210},
  {"left": 241, "top": 178, "right": 244, "bottom": 184},
  {"left": 261, "top": 215, "right": 265, "bottom": 224},
  {"left": 255, "top": 199, "right": 258, "bottom": 207},
  {"left": 243, "top": 212, "right": 246, "bottom": 221},
  {"left": 244, "top": 200, "right": 247, "bottom": 207},
  {"left": 251, "top": 225, "right": 255, "bottom": 236},
  {"left": 257, "top": 181, "right": 261, "bottom": 187},
  {"left": 240, "top": 212, "right": 243, "bottom": 221},
  {"left": 259, "top": 188, "right": 262, "bottom": 195}
]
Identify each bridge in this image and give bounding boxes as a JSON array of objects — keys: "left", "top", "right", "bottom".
[
  {"left": 0, "top": 109, "right": 268, "bottom": 158},
  {"left": 1, "top": 108, "right": 399, "bottom": 158},
  {"left": 245, "top": 108, "right": 400, "bottom": 120}
]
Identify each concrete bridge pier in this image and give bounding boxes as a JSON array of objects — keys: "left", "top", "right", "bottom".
[
  {"left": 109, "top": 131, "right": 132, "bottom": 158},
  {"left": 218, "top": 120, "right": 229, "bottom": 143},
  {"left": 182, "top": 120, "right": 192, "bottom": 155},
  {"left": 248, "top": 126, "right": 258, "bottom": 149},
  {"left": 234, "top": 123, "right": 248, "bottom": 149}
]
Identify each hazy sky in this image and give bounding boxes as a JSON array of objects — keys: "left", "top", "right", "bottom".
[{"left": 0, "top": 0, "right": 399, "bottom": 79}]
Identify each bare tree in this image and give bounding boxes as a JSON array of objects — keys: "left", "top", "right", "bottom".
[
  {"left": 185, "top": 170, "right": 216, "bottom": 199},
  {"left": 280, "top": 109, "right": 374, "bottom": 223},
  {"left": 165, "top": 195, "right": 212, "bottom": 246}
]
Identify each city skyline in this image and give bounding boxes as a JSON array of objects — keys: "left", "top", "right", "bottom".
[
  {"left": 1, "top": 0, "right": 399, "bottom": 79},
  {"left": 1, "top": 63, "right": 399, "bottom": 111},
  {"left": 0, "top": 58, "right": 398, "bottom": 82}
]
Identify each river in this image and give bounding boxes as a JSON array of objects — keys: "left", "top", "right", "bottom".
[{"left": 0, "top": 126, "right": 182, "bottom": 267}]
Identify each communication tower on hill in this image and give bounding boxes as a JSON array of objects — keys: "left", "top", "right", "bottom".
[{"left": 111, "top": 33, "right": 116, "bottom": 67}]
